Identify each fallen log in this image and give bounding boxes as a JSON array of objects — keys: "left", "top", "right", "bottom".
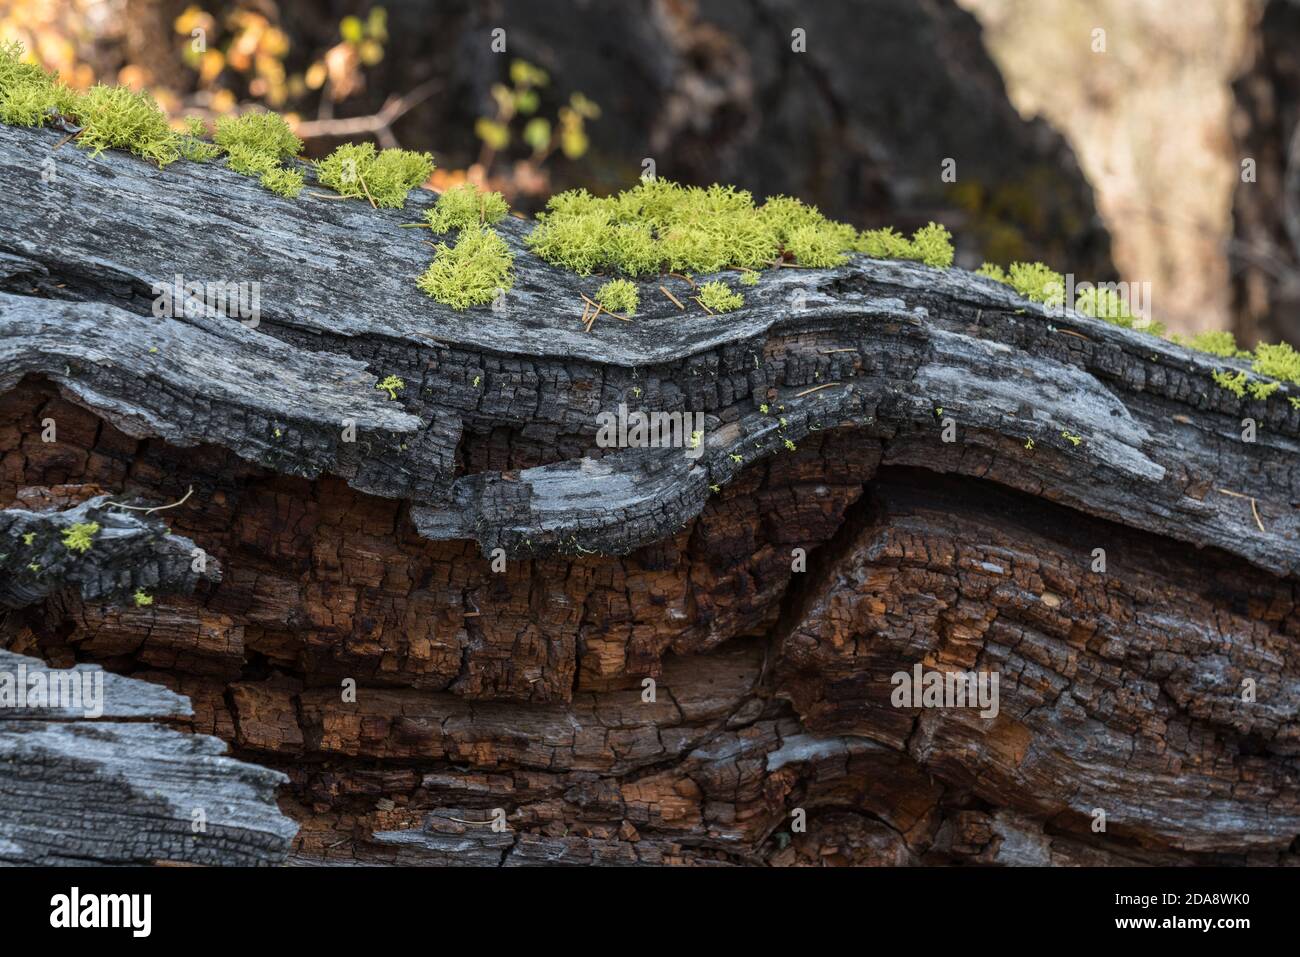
[{"left": 2, "top": 122, "right": 1299, "bottom": 865}]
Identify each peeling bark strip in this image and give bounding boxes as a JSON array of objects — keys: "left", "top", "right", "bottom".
[{"left": 1, "top": 123, "right": 1299, "bottom": 865}]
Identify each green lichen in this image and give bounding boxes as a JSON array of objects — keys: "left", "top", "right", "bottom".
[
  {"left": 213, "top": 110, "right": 302, "bottom": 162},
  {"left": 697, "top": 280, "right": 744, "bottom": 313},
  {"left": 376, "top": 375, "right": 405, "bottom": 400},
  {"left": 315, "top": 142, "right": 434, "bottom": 209},
  {"left": 425, "top": 183, "right": 510, "bottom": 232},
  {"left": 1061, "top": 430, "right": 1083, "bottom": 447},
  {"left": 1075, "top": 286, "right": 1135, "bottom": 326},
  {"left": 526, "top": 178, "right": 953, "bottom": 279},
  {"left": 978, "top": 260, "right": 1066, "bottom": 307},
  {"left": 178, "top": 117, "right": 222, "bottom": 162},
  {"left": 61, "top": 521, "right": 100, "bottom": 554},
  {"left": 1251, "top": 341, "right": 1300, "bottom": 385},
  {"left": 417, "top": 226, "right": 515, "bottom": 309},
  {"left": 211, "top": 111, "right": 305, "bottom": 196},
  {"left": 259, "top": 166, "right": 304, "bottom": 198},
  {"left": 1249, "top": 380, "right": 1281, "bottom": 401},
  {"left": 596, "top": 278, "right": 639, "bottom": 316},
  {"left": 739, "top": 269, "right": 759, "bottom": 287},
  {"left": 133, "top": 589, "right": 154, "bottom": 607},
  {"left": 1176, "top": 330, "right": 1247, "bottom": 359},
  {"left": 859, "top": 222, "right": 954, "bottom": 269},
  {"left": 1213, "top": 370, "right": 1248, "bottom": 398},
  {"left": 74, "top": 84, "right": 182, "bottom": 166},
  {"left": 1008, "top": 262, "right": 1065, "bottom": 307},
  {"left": 0, "top": 41, "right": 77, "bottom": 128}
]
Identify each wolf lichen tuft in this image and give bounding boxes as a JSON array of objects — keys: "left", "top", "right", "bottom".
[
  {"left": 1212, "top": 370, "right": 1248, "bottom": 398},
  {"left": 61, "top": 521, "right": 100, "bottom": 554},
  {"left": 417, "top": 227, "right": 516, "bottom": 309},
  {"left": 74, "top": 84, "right": 182, "bottom": 166},
  {"left": 525, "top": 178, "right": 952, "bottom": 281},
  {"left": 1177, "top": 330, "right": 1247, "bottom": 358},
  {"left": 1251, "top": 341, "right": 1300, "bottom": 385},
  {"left": 213, "top": 110, "right": 302, "bottom": 161},
  {"left": 697, "top": 280, "right": 744, "bottom": 313},
  {"left": 315, "top": 142, "right": 434, "bottom": 208},
  {"left": 259, "top": 166, "right": 304, "bottom": 198},
  {"left": 596, "top": 278, "right": 639, "bottom": 316},
  {"left": 859, "top": 222, "right": 954, "bottom": 269},
  {"left": 425, "top": 183, "right": 510, "bottom": 232},
  {"left": 178, "top": 117, "right": 222, "bottom": 162},
  {"left": 0, "top": 40, "right": 77, "bottom": 128},
  {"left": 211, "top": 111, "right": 306, "bottom": 195},
  {"left": 133, "top": 589, "right": 154, "bottom": 607},
  {"left": 1249, "top": 380, "right": 1281, "bottom": 401}
]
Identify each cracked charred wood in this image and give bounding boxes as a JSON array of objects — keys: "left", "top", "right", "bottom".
[
  {"left": 0, "top": 649, "right": 296, "bottom": 865},
  {"left": 1, "top": 123, "right": 1298, "bottom": 865},
  {"left": 0, "top": 493, "right": 217, "bottom": 609}
]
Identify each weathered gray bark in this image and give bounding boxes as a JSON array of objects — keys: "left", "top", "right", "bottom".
[
  {"left": 0, "top": 649, "right": 296, "bottom": 865},
  {"left": 2, "top": 122, "right": 1299, "bottom": 865}
]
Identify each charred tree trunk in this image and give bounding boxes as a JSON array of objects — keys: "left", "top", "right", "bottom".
[{"left": 2, "top": 123, "right": 1299, "bottom": 865}]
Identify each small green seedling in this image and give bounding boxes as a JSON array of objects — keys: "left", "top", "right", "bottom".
[{"left": 376, "top": 375, "right": 405, "bottom": 400}]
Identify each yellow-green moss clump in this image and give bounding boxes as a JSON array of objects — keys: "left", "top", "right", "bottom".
[
  {"left": 596, "top": 278, "right": 638, "bottom": 316},
  {"left": 61, "top": 521, "right": 99, "bottom": 553},
  {"left": 315, "top": 142, "right": 434, "bottom": 209},
  {"left": 977, "top": 261, "right": 1065, "bottom": 306},
  {"left": 376, "top": 375, "right": 405, "bottom": 400},
  {"left": 0, "top": 43, "right": 300, "bottom": 193},
  {"left": 0, "top": 43, "right": 185, "bottom": 166},
  {"left": 212, "top": 111, "right": 305, "bottom": 197},
  {"left": 425, "top": 183, "right": 510, "bottom": 232},
  {"left": 417, "top": 227, "right": 515, "bottom": 310},
  {"left": 0, "top": 40, "right": 77, "bottom": 128},
  {"left": 858, "top": 223, "right": 955, "bottom": 269},
  {"left": 697, "top": 280, "right": 744, "bottom": 313},
  {"left": 525, "top": 178, "right": 954, "bottom": 279},
  {"left": 977, "top": 253, "right": 1300, "bottom": 405},
  {"left": 1171, "top": 329, "right": 1249, "bottom": 359}
]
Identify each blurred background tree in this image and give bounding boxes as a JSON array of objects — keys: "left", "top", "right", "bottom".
[{"left": 2, "top": 0, "right": 1296, "bottom": 346}]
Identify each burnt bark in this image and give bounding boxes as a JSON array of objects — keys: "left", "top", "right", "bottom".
[{"left": 2, "top": 122, "right": 1298, "bottom": 865}]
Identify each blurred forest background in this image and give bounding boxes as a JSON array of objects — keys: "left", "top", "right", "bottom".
[{"left": 2, "top": 0, "right": 1298, "bottom": 346}]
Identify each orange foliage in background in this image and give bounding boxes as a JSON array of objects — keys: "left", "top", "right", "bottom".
[{"left": 0, "top": 0, "right": 599, "bottom": 202}]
